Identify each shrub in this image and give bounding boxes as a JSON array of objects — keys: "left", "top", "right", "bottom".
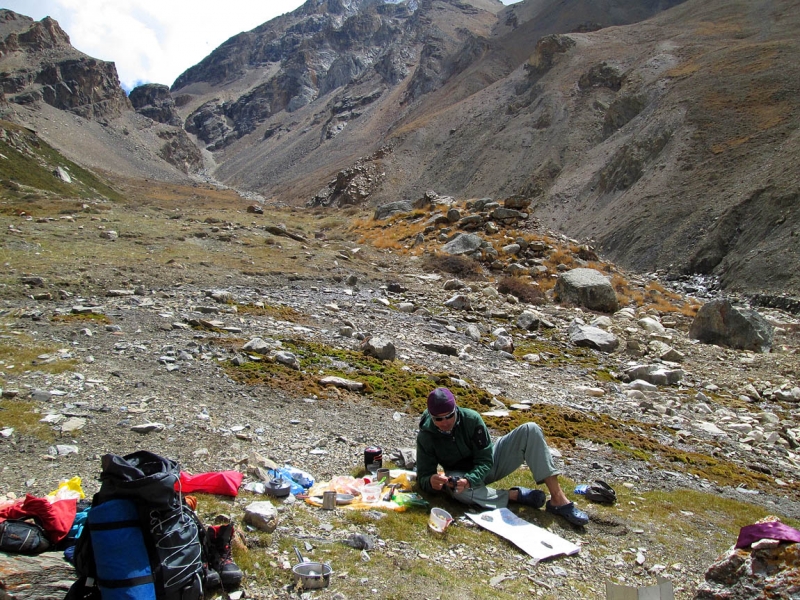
[
  {"left": 497, "top": 276, "right": 547, "bottom": 305},
  {"left": 422, "top": 253, "right": 484, "bottom": 279}
]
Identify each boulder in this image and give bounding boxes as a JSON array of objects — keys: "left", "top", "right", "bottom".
[
  {"left": 442, "top": 233, "right": 483, "bottom": 255},
  {"left": 555, "top": 268, "right": 619, "bottom": 313},
  {"left": 623, "top": 364, "right": 683, "bottom": 386},
  {"left": 695, "top": 528, "right": 800, "bottom": 599},
  {"left": 374, "top": 201, "right": 413, "bottom": 220},
  {"left": 444, "top": 294, "right": 471, "bottom": 310},
  {"left": 243, "top": 501, "right": 278, "bottom": 533},
  {"left": 567, "top": 322, "right": 619, "bottom": 352},
  {"left": 503, "top": 196, "right": 532, "bottom": 210},
  {"left": 0, "top": 551, "right": 76, "bottom": 599},
  {"left": 517, "top": 311, "right": 541, "bottom": 331},
  {"left": 689, "top": 299, "right": 774, "bottom": 352},
  {"left": 361, "top": 337, "right": 396, "bottom": 361}
]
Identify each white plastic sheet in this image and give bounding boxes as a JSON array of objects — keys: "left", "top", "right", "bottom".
[{"left": 466, "top": 508, "right": 580, "bottom": 561}]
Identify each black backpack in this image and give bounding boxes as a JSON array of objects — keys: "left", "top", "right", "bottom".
[
  {"left": 0, "top": 519, "right": 51, "bottom": 554},
  {"left": 66, "top": 451, "right": 206, "bottom": 600}
]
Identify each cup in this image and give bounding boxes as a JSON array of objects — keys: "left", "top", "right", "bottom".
[
  {"left": 375, "top": 468, "right": 390, "bottom": 483},
  {"left": 322, "top": 491, "right": 337, "bottom": 510},
  {"left": 428, "top": 507, "right": 453, "bottom": 533}
]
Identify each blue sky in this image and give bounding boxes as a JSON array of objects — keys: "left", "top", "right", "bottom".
[{"left": 4, "top": 0, "right": 520, "bottom": 91}]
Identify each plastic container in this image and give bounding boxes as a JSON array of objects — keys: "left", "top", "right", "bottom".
[
  {"left": 574, "top": 484, "right": 589, "bottom": 495},
  {"left": 428, "top": 507, "right": 453, "bottom": 533},
  {"left": 361, "top": 483, "right": 382, "bottom": 503}
]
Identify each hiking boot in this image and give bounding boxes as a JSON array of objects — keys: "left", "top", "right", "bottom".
[
  {"left": 207, "top": 523, "right": 243, "bottom": 588},
  {"left": 204, "top": 565, "right": 221, "bottom": 589}
]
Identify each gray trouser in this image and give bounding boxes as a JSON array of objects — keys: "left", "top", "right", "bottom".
[{"left": 445, "top": 422, "right": 561, "bottom": 509}]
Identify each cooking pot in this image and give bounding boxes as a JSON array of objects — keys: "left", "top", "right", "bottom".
[{"left": 292, "top": 547, "right": 333, "bottom": 590}]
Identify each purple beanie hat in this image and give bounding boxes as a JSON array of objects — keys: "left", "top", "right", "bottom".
[{"left": 427, "top": 387, "right": 456, "bottom": 416}]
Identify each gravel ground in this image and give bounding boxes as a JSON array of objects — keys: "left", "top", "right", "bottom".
[{"left": 2, "top": 242, "right": 799, "bottom": 599}]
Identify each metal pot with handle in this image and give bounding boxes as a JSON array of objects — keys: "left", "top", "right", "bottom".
[{"left": 292, "top": 547, "right": 333, "bottom": 590}]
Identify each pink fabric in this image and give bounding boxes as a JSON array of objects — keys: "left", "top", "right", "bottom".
[
  {"left": 0, "top": 494, "right": 77, "bottom": 543},
  {"left": 175, "top": 471, "right": 244, "bottom": 496},
  {"left": 735, "top": 521, "right": 800, "bottom": 549}
]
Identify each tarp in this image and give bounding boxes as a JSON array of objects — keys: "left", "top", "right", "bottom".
[
  {"left": 735, "top": 521, "right": 800, "bottom": 549},
  {"left": 466, "top": 508, "right": 580, "bottom": 561},
  {"left": 174, "top": 471, "right": 244, "bottom": 496}
]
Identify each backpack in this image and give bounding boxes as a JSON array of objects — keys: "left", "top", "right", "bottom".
[
  {"left": 67, "top": 451, "right": 206, "bottom": 600},
  {"left": 0, "top": 519, "right": 51, "bottom": 554},
  {"left": 584, "top": 479, "right": 617, "bottom": 504}
]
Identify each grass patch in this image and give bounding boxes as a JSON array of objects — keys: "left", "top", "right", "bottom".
[
  {"left": 0, "top": 121, "right": 122, "bottom": 203},
  {"left": 0, "top": 399, "right": 55, "bottom": 441},
  {"left": 236, "top": 303, "right": 311, "bottom": 324},
  {"left": 422, "top": 253, "right": 485, "bottom": 280},
  {"left": 220, "top": 336, "right": 784, "bottom": 494},
  {"left": 51, "top": 313, "right": 113, "bottom": 325},
  {"left": 185, "top": 475, "right": 797, "bottom": 598},
  {"left": 497, "top": 276, "right": 546, "bottom": 305},
  {"left": 0, "top": 324, "right": 77, "bottom": 386}
]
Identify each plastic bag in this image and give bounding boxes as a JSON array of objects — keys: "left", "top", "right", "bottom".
[
  {"left": 282, "top": 465, "right": 315, "bottom": 488},
  {"left": 47, "top": 477, "right": 85, "bottom": 502},
  {"left": 392, "top": 493, "right": 429, "bottom": 508},
  {"left": 329, "top": 476, "right": 365, "bottom": 496},
  {"left": 273, "top": 470, "right": 305, "bottom": 495}
]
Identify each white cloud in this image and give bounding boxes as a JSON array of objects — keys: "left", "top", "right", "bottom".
[
  {"left": 3, "top": 0, "right": 306, "bottom": 90},
  {"left": 3, "top": 0, "right": 523, "bottom": 91}
]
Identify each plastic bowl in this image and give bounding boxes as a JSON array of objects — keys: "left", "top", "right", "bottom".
[
  {"left": 428, "top": 507, "right": 453, "bottom": 533},
  {"left": 361, "top": 483, "right": 382, "bottom": 503}
]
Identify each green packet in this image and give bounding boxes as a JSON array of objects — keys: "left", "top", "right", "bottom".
[{"left": 393, "top": 492, "right": 429, "bottom": 508}]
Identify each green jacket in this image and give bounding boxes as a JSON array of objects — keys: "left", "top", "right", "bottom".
[{"left": 416, "top": 407, "right": 493, "bottom": 492}]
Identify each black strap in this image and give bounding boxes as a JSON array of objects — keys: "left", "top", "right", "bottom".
[{"left": 97, "top": 574, "right": 154, "bottom": 588}]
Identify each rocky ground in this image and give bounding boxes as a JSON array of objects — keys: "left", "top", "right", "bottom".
[{"left": 1, "top": 198, "right": 800, "bottom": 599}]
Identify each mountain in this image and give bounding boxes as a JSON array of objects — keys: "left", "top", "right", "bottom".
[{"left": 0, "top": 0, "right": 797, "bottom": 296}]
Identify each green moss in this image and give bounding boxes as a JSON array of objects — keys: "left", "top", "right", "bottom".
[{"left": 514, "top": 337, "right": 600, "bottom": 368}]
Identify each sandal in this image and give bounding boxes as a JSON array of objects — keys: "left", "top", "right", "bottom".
[
  {"left": 510, "top": 487, "right": 546, "bottom": 508},
  {"left": 545, "top": 500, "right": 589, "bottom": 526}
]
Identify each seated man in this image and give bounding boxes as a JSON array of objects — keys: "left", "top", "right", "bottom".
[{"left": 416, "top": 387, "right": 588, "bottom": 526}]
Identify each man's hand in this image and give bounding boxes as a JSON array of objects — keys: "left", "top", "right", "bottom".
[
  {"left": 431, "top": 474, "right": 469, "bottom": 493},
  {"left": 430, "top": 473, "right": 449, "bottom": 491}
]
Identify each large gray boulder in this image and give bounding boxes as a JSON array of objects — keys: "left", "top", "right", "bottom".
[
  {"left": 568, "top": 322, "right": 619, "bottom": 352},
  {"left": 361, "top": 336, "right": 396, "bottom": 361},
  {"left": 442, "top": 233, "right": 483, "bottom": 255},
  {"left": 689, "top": 299, "right": 774, "bottom": 352},
  {"left": 555, "top": 268, "right": 619, "bottom": 313},
  {"left": 374, "top": 201, "right": 413, "bottom": 220}
]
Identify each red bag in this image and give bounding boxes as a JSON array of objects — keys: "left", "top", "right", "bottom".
[{"left": 174, "top": 471, "right": 244, "bottom": 496}]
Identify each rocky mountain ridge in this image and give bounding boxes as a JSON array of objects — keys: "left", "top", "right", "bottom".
[{"left": 0, "top": 0, "right": 798, "bottom": 298}]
